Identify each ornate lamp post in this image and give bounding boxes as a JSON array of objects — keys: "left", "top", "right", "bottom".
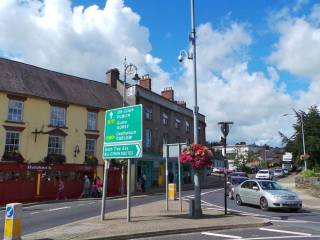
[{"left": 123, "top": 57, "right": 141, "bottom": 106}]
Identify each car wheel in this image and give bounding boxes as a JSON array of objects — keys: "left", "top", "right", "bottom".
[
  {"left": 236, "top": 195, "right": 242, "bottom": 206},
  {"left": 228, "top": 191, "right": 234, "bottom": 200},
  {"left": 260, "top": 197, "right": 269, "bottom": 211}
]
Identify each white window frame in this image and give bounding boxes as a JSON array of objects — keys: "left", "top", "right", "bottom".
[
  {"left": 175, "top": 118, "right": 181, "bottom": 129},
  {"left": 85, "top": 138, "right": 96, "bottom": 157},
  {"left": 50, "top": 106, "right": 66, "bottom": 127},
  {"left": 145, "top": 107, "right": 153, "bottom": 120},
  {"left": 7, "top": 100, "right": 23, "bottom": 122},
  {"left": 87, "top": 112, "right": 98, "bottom": 130},
  {"left": 162, "top": 113, "right": 168, "bottom": 126},
  {"left": 186, "top": 121, "right": 190, "bottom": 133},
  {"left": 5, "top": 131, "right": 20, "bottom": 152},
  {"left": 48, "top": 135, "right": 64, "bottom": 155}
]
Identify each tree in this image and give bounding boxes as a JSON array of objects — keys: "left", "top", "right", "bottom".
[
  {"left": 233, "top": 148, "right": 259, "bottom": 171},
  {"left": 279, "top": 106, "right": 320, "bottom": 169}
]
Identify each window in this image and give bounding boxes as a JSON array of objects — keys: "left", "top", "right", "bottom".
[
  {"left": 241, "top": 181, "right": 250, "bottom": 189},
  {"left": 48, "top": 135, "right": 64, "bottom": 154},
  {"left": 186, "top": 121, "right": 190, "bottom": 133},
  {"left": 85, "top": 139, "right": 96, "bottom": 156},
  {"left": 5, "top": 131, "right": 20, "bottom": 152},
  {"left": 7, "top": 100, "right": 23, "bottom": 122},
  {"left": 175, "top": 118, "right": 181, "bottom": 129},
  {"left": 145, "top": 107, "right": 153, "bottom": 120},
  {"left": 145, "top": 128, "right": 152, "bottom": 150},
  {"left": 50, "top": 106, "right": 66, "bottom": 127},
  {"left": 163, "top": 133, "right": 168, "bottom": 145},
  {"left": 162, "top": 113, "right": 168, "bottom": 126},
  {"left": 87, "top": 112, "right": 98, "bottom": 130}
]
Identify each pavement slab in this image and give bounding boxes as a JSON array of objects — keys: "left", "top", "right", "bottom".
[{"left": 23, "top": 200, "right": 269, "bottom": 240}]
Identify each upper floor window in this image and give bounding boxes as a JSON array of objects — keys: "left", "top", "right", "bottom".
[
  {"left": 175, "top": 118, "right": 181, "bottom": 129},
  {"left": 48, "top": 135, "right": 64, "bottom": 154},
  {"left": 7, "top": 100, "right": 23, "bottom": 122},
  {"left": 145, "top": 107, "right": 153, "bottom": 120},
  {"left": 50, "top": 106, "right": 66, "bottom": 127},
  {"left": 186, "top": 121, "right": 190, "bottom": 133},
  {"left": 145, "top": 128, "right": 152, "bottom": 150},
  {"left": 163, "top": 133, "right": 168, "bottom": 145},
  {"left": 87, "top": 112, "right": 98, "bottom": 130},
  {"left": 5, "top": 131, "right": 20, "bottom": 152},
  {"left": 162, "top": 113, "right": 168, "bottom": 126},
  {"left": 85, "top": 139, "right": 96, "bottom": 156}
]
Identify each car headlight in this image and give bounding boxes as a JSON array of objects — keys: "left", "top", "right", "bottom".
[{"left": 270, "top": 195, "right": 284, "bottom": 200}]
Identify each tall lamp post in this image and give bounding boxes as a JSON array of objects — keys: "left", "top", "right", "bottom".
[
  {"left": 123, "top": 57, "right": 140, "bottom": 222},
  {"left": 218, "top": 121, "right": 233, "bottom": 215},
  {"left": 283, "top": 110, "right": 307, "bottom": 170},
  {"left": 178, "top": 0, "right": 201, "bottom": 216}
]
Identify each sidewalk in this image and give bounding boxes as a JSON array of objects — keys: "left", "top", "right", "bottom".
[
  {"left": 278, "top": 173, "right": 320, "bottom": 210},
  {"left": 23, "top": 200, "right": 269, "bottom": 240}
]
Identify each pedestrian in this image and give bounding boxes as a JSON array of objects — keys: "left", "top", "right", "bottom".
[
  {"left": 80, "top": 175, "right": 90, "bottom": 198},
  {"left": 56, "top": 176, "right": 65, "bottom": 200},
  {"left": 95, "top": 176, "right": 103, "bottom": 198},
  {"left": 141, "top": 174, "right": 146, "bottom": 192}
]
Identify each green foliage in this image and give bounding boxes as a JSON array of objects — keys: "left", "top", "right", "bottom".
[
  {"left": 1, "top": 150, "right": 25, "bottom": 163},
  {"left": 84, "top": 155, "right": 98, "bottom": 166},
  {"left": 301, "top": 169, "right": 315, "bottom": 177},
  {"left": 233, "top": 149, "right": 259, "bottom": 170},
  {"left": 279, "top": 106, "right": 320, "bottom": 169}
]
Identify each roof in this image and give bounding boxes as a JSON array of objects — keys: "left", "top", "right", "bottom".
[{"left": 0, "top": 58, "right": 122, "bottom": 109}]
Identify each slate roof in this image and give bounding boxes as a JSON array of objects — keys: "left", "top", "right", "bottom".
[{"left": 0, "top": 58, "right": 122, "bottom": 109}]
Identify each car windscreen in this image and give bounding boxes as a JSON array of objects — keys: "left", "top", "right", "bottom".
[
  {"left": 274, "top": 169, "right": 282, "bottom": 173},
  {"left": 231, "top": 177, "right": 248, "bottom": 185},
  {"left": 259, "top": 181, "right": 286, "bottom": 190},
  {"left": 258, "top": 170, "right": 269, "bottom": 174}
]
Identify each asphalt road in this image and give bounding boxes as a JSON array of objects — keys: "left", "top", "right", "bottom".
[
  {"left": 0, "top": 193, "right": 166, "bottom": 235},
  {"left": 140, "top": 187, "right": 320, "bottom": 240}
]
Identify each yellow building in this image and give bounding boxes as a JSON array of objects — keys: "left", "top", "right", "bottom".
[{"left": 0, "top": 58, "right": 122, "bottom": 179}]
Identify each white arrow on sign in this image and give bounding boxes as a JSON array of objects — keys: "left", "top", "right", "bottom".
[{"left": 136, "top": 144, "right": 141, "bottom": 157}]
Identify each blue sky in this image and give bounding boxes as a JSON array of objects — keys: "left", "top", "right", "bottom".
[
  {"left": 72, "top": 0, "right": 311, "bottom": 93},
  {"left": 1, "top": 0, "right": 320, "bottom": 144}
]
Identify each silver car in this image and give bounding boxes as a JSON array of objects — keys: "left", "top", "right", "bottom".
[{"left": 234, "top": 180, "right": 302, "bottom": 211}]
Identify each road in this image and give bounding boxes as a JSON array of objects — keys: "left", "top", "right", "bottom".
[
  {"left": 0, "top": 193, "right": 166, "bottom": 235},
  {"left": 141, "top": 187, "right": 320, "bottom": 240}
]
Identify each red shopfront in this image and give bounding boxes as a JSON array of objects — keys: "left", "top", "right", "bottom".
[{"left": 0, "top": 163, "right": 122, "bottom": 205}]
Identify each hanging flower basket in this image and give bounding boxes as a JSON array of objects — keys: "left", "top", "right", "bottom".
[
  {"left": 179, "top": 144, "right": 213, "bottom": 170},
  {"left": 1, "top": 150, "right": 25, "bottom": 163},
  {"left": 84, "top": 155, "right": 98, "bottom": 166}
]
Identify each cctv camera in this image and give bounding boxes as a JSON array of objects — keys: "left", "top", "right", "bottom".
[{"left": 178, "top": 54, "right": 183, "bottom": 62}]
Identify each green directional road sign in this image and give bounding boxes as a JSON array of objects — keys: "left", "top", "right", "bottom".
[
  {"left": 103, "top": 105, "right": 143, "bottom": 159},
  {"left": 103, "top": 143, "right": 142, "bottom": 159}
]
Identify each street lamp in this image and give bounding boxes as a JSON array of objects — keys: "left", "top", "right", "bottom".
[
  {"left": 283, "top": 109, "right": 307, "bottom": 170},
  {"left": 123, "top": 57, "right": 141, "bottom": 107},
  {"left": 218, "top": 121, "right": 233, "bottom": 215},
  {"left": 178, "top": 0, "right": 201, "bottom": 217}
]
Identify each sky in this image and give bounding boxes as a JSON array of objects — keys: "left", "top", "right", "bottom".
[{"left": 1, "top": 0, "right": 320, "bottom": 146}]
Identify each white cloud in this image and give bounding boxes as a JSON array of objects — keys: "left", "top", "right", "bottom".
[
  {"left": 0, "top": 0, "right": 170, "bottom": 88},
  {"left": 173, "top": 23, "right": 294, "bottom": 145}
]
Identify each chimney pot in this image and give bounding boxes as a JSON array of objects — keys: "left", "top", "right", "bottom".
[
  {"left": 139, "top": 74, "right": 152, "bottom": 91},
  {"left": 161, "top": 87, "right": 174, "bottom": 101},
  {"left": 106, "top": 68, "right": 119, "bottom": 89}
]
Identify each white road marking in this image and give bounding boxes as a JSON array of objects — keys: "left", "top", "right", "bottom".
[
  {"left": 202, "top": 231, "right": 242, "bottom": 239},
  {"left": 237, "top": 235, "right": 320, "bottom": 240},
  {"left": 259, "top": 228, "right": 312, "bottom": 236},
  {"left": 45, "top": 206, "right": 70, "bottom": 212},
  {"left": 29, "top": 211, "right": 41, "bottom": 215}
]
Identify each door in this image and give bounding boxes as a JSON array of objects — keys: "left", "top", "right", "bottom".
[
  {"left": 247, "top": 181, "right": 261, "bottom": 205},
  {"left": 239, "top": 181, "right": 250, "bottom": 203}
]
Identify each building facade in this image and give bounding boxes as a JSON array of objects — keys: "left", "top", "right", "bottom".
[
  {"left": 0, "top": 58, "right": 123, "bottom": 204},
  {"left": 106, "top": 69, "right": 206, "bottom": 190}
]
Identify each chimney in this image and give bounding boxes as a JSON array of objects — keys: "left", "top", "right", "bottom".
[
  {"left": 161, "top": 87, "right": 174, "bottom": 101},
  {"left": 139, "top": 74, "right": 152, "bottom": 91},
  {"left": 106, "top": 68, "right": 119, "bottom": 89},
  {"left": 176, "top": 100, "right": 186, "bottom": 108}
]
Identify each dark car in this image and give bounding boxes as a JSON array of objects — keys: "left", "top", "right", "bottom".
[
  {"left": 229, "top": 171, "right": 249, "bottom": 178},
  {"left": 227, "top": 176, "right": 249, "bottom": 199}
]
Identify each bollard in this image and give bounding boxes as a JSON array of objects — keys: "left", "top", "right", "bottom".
[
  {"left": 189, "top": 199, "right": 195, "bottom": 218},
  {"left": 4, "top": 203, "right": 22, "bottom": 240},
  {"left": 168, "top": 183, "right": 177, "bottom": 200}
]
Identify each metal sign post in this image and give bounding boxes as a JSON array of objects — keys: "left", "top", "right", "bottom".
[
  {"left": 100, "top": 160, "right": 109, "bottom": 220},
  {"left": 163, "top": 143, "right": 186, "bottom": 212},
  {"left": 102, "top": 105, "right": 143, "bottom": 223}
]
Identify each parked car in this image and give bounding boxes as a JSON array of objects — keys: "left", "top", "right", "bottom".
[
  {"left": 229, "top": 171, "right": 249, "bottom": 178},
  {"left": 234, "top": 179, "right": 302, "bottom": 211},
  {"left": 273, "top": 168, "right": 284, "bottom": 178},
  {"left": 227, "top": 176, "right": 249, "bottom": 199},
  {"left": 211, "top": 167, "right": 224, "bottom": 174},
  {"left": 256, "top": 169, "right": 273, "bottom": 180}
]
